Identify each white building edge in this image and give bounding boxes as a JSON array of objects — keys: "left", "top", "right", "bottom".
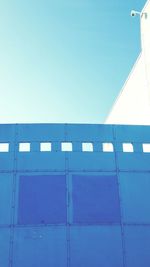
[{"left": 105, "top": 0, "right": 150, "bottom": 125}]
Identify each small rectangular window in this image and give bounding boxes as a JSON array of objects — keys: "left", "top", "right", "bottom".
[
  {"left": 19, "top": 143, "right": 30, "bottom": 152},
  {"left": 123, "top": 143, "right": 134, "bottom": 152},
  {"left": 40, "top": 142, "right": 52, "bottom": 152},
  {"left": 61, "top": 142, "right": 72, "bottom": 152},
  {"left": 0, "top": 143, "right": 9, "bottom": 152},
  {"left": 82, "top": 143, "right": 93, "bottom": 152},
  {"left": 142, "top": 144, "right": 150, "bottom": 153},
  {"left": 102, "top": 143, "right": 114, "bottom": 152}
]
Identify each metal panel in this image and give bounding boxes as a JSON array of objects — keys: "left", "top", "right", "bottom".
[
  {"left": 72, "top": 175, "right": 121, "bottom": 224},
  {"left": 70, "top": 226, "right": 123, "bottom": 267},
  {"left": 68, "top": 153, "right": 116, "bottom": 171},
  {"left": 0, "top": 228, "right": 10, "bottom": 267},
  {"left": 17, "top": 124, "right": 65, "bottom": 142},
  {"left": 0, "top": 153, "right": 14, "bottom": 171},
  {"left": 115, "top": 125, "right": 150, "bottom": 142},
  {"left": 0, "top": 174, "right": 13, "bottom": 225},
  {"left": 17, "top": 152, "right": 66, "bottom": 171},
  {"left": 66, "top": 124, "right": 114, "bottom": 141},
  {"left": 124, "top": 226, "right": 150, "bottom": 267},
  {"left": 119, "top": 173, "right": 150, "bottom": 223},
  {"left": 18, "top": 175, "right": 67, "bottom": 224},
  {"left": 13, "top": 227, "right": 67, "bottom": 267},
  {"left": 0, "top": 124, "right": 15, "bottom": 140},
  {"left": 117, "top": 153, "right": 150, "bottom": 171}
]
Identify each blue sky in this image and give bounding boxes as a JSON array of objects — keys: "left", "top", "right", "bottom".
[{"left": 0, "top": 0, "right": 146, "bottom": 123}]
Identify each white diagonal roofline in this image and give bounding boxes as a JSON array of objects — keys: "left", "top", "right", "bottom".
[
  {"left": 105, "top": 53, "right": 142, "bottom": 122},
  {"left": 142, "top": 0, "right": 150, "bottom": 12}
]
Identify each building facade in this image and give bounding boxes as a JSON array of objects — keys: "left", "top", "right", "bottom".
[{"left": 0, "top": 123, "right": 150, "bottom": 267}]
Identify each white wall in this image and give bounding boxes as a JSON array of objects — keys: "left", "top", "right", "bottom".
[{"left": 106, "top": 0, "right": 150, "bottom": 125}]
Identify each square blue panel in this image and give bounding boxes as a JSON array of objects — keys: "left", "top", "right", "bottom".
[
  {"left": 13, "top": 227, "right": 67, "bottom": 267},
  {"left": 119, "top": 173, "right": 150, "bottom": 223},
  {"left": 72, "top": 175, "right": 121, "bottom": 223},
  {"left": 124, "top": 226, "right": 150, "bottom": 267},
  {"left": 18, "top": 175, "right": 67, "bottom": 224},
  {"left": 70, "top": 226, "right": 123, "bottom": 267}
]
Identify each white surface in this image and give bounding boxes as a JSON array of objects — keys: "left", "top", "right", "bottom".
[
  {"left": 143, "top": 143, "right": 150, "bottom": 152},
  {"left": 19, "top": 143, "right": 31, "bottom": 152},
  {"left": 61, "top": 142, "right": 73, "bottom": 152},
  {"left": 40, "top": 142, "right": 52, "bottom": 152},
  {"left": 102, "top": 143, "right": 114, "bottom": 152},
  {"left": 122, "top": 143, "right": 134, "bottom": 152},
  {"left": 0, "top": 143, "right": 9, "bottom": 152}
]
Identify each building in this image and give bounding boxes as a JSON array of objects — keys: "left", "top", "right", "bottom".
[
  {"left": 106, "top": 0, "right": 150, "bottom": 125},
  {"left": 0, "top": 123, "right": 150, "bottom": 267},
  {"left": 1, "top": 1, "right": 150, "bottom": 267}
]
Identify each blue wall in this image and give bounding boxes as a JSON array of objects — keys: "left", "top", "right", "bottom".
[{"left": 0, "top": 123, "right": 150, "bottom": 267}]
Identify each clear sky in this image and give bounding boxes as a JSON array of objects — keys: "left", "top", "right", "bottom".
[{"left": 0, "top": 0, "right": 146, "bottom": 124}]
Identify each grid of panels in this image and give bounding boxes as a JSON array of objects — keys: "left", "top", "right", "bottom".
[{"left": 0, "top": 123, "right": 150, "bottom": 267}]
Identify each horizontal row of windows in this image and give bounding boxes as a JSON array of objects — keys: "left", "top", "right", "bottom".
[{"left": 0, "top": 142, "right": 150, "bottom": 153}]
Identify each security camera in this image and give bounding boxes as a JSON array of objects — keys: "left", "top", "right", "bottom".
[{"left": 131, "top": 10, "right": 141, "bottom": 17}]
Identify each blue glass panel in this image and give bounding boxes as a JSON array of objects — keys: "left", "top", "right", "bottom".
[
  {"left": 72, "top": 175, "right": 121, "bottom": 223},
  {"left": 18, "top": 175, "right": 66, "bottom": 224},
  {"left": 125, "top": 226, "right": 150, "bottom": 267},
  {"left": 70, "top": 226, "right": 123, "bottom": 267}
]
